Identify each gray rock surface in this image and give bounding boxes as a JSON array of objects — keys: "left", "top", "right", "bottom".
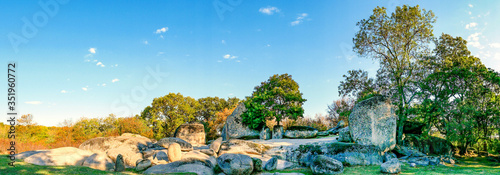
[
  {"left": 310, "top": 155, "right": 343, "bottom": 175},
  {"left": 15, "top": 150, "right": 48, "bottom": 160},
  {"left": 221, "top": 103, "right": 260, "bottom": 141},
  {"left": 264, "top": 157, "right": 278, "bottom": 171},
  {"left": 23, "top": 147, "right": 94, "bottom": 166},
  {"left": 260, "top": 127, "right": 272, "bottom": 140},
  {"left": 252, "top": 157, "right": 263, "bottom": 172},
  {"left": 79, "top": 133, "right": 153, "bottom": 153},
  {"left": 144, "top": 157, "right": 214, "bottom": 175},
  {"left": 153, "top": 150, "right": 168, "bottom": 162},
  {"left": 338, "top": 127, "right": 352, "bottom": 142},
  {"left": 383, "top": 152, "right": 397, "bottom": 163},
  {"left": 380, "top": 158, "right": 401, "bottom": 174},
  {"left": 156, "top": 137, "right": 193, "bottom": 151},
  {"left": 272, "top": 126, "right": 284, "bottom": 139},
  {"left": 349, "top": 95, "right": 397, "bottom": 152},
  {"left": 210, "top": 137, "right": 223, "bottom": 154},
  {"left": 107, "top": 143, "right": 143, "bottom": 168},
  {"left": 284, "top": 127, "right": 318, "bottom": 139},
  {"left": 135, "top": 159, "right": 152, "bottom": 171},
  {"left": 83, "top": 152, "right": 115, "bottom": 171},
  {"left": 217, "top": 153, "right": 254, "bottom": 175},
  {"left": 115, "top": 154, "right": 125, "bottom": 172},
  {"left": 174, "top": 122, "right": 206, "bottom": 146},
  {"left": 218, "top": 139, "right": 271, "bottom": 156}
]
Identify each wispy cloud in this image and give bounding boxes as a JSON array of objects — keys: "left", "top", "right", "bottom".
[
  {"left": 259, "top": 6, "right": 280, "bottom": 15},
  {"left": 144, "top": 40, "right": 149, "bottom": 45},
  {"left": 221, "top": 40, "right": 226, "bottom": 44},
  {"left": 468, "top": 4, "right": 473, "bottom": 8},
  {"left": 223, "top": 54, "right": 237, "bottom": 59},
  {"left": 60, "top": 90, "right": 67, "bottom": 93},
  {"left": 25, "top": 101, "right": 42, "bottom": 105},
  {"left": 96, "top": 62, "right": 105, "bottom": 67},
  {"left": 467, "top": 32, "right": 483, "bottom": 49},
  {"left": 82, "top": 87, "right": 88, "bottom": 91},
  {"left": 155, "top": 27, "right": 168, "bottom": 34},
  {"left": 489, "top": 43, "right": 500, "bottom": 48},
  {"left": 465, "top": 22, "right": 477, "bottom": 30},
  {"left": 112, "top": 78, "right": 119, "bottom": 83},
  {"left": 291, "top": 13, "right": 308, "bottom": 26}
]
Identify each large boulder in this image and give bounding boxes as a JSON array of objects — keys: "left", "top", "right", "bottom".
[
  {"left": 174, "top": 122, "right": 206, "bottom": 146},
  {"left": 310, "top": 155, "right": 344, "bottom": 175},
  {"left": 168, "top": 143, "right": 182, "bottom": 162},
  {"left": 264, "top": 157, "right": 278, "bottom": 171},
  {"left": 272, "top": 125, "right": 284, "bottom": 139},
  {"left": 252, "top": 157, "right": 263, "bottom": 172},
  {"left": 260, "top": 127, "right": 272, "bottom": 140},
  {"left": 380, "top": 158, "right": 401, "bottom": 174},
  {"left": 15, "top": 150, "right": 48, "bottom": 160},
  {"left": 221, "top": 103, "right": 260, "bottom": 141},
  {"left": 156, "top": 137, "right": 193, "bottom": 151},
  {"left": 115, "top": 154, "right": 126, "bottom": 172},
  {"left": 144, "top": 157, "right": 214, "bottom": 175},
  {"left": 107, "top": 143, "right": 143, "bottom": 168},
  {"left": 217, "top": 153, "right": 254, "bottom": 175},
  {"left": 338, "top": 127, "right": 352, "bottom": 142},
  {"left": 210, "top": 137, "right": 223, "bottom": 154},
  {"left": 24, "top": 147, "right": 94, "bottom": 166},
  {"left": 218, "top": 139, "right": 271, "bottom": 156},
  {"left": 403, "top": 134, "right": 453, "bottom": 156},
  {"left": 79, "top": 133, "right": 153, "bottom": 153},
  {"left": 349, "top": 95, "right": 397, "bottom": 152},
  {"left": 83, "top": 152, "right": 115, "bottom": 171},
  {"left": 135, "top": 159, "right": 152, "bottom": 171},
  {"left": 284, "top": 126, "right": 318, "bottom": 139}
]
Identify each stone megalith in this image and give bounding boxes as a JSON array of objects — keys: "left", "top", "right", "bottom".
[
  {"left": 221, "top": 103, "right": 259, "bottom": 141},
  {"left": 348, "top": 95, "right": 397, "bottom": 152},
  {"left": 173, "top": 122, "right": 206, "bottom": 146}
]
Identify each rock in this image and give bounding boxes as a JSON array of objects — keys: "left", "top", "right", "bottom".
[
  {"left": 135, "top": 159, "right": 152, "bottom": 171},
  {"left": 156, "top": 137, "right": 193, "bottom": 151},
  {"left": 264, "top": 157, "right": 278, "bottom": 171},
  {"left": 23, "top": 147, "right": 94, "bottom": 166},
  {"left": 348, "top": 95, "right": 397, "bottom": 152},
  {"left": 252, "top": 157, "right": 263, "bottom": 172},
  {"left": 440, "top": 155, "right": 456, "bottom": 164},
  {"left": 403, "top": 134, "right": 453, "bottom": 156},
  {"left": 338, "top": 127, "right": 352, "bottom": 142},
  {"left": 83, "top": 152, "right": 115, "bottom": 171},
  {"left": 383, "top": 152, "right": 397, "bottom": 163},
  {"left": 168, "top": 143, "right": 182, "bottom": 162},
  {"left": 284, "top": 126, "right": 318, "bottom": 139},
  {"left": 107, "top": 144, "right": 143, "bottom": 168},
  {"left": 429, "top": 156, "right": 440, "bottom": 166},
  {"left": 15, "top": 150, "right": 48, "bottom": 159},
  {"left": 336, "top": 120, "right": 346, "bottom": 128},
  {"left": 276, "top": 159, "right": 298, "bottom": 170},
  {"left": 218, "top": 139, "right": 271, "bottom": 156},
  {"left": 115, "top": 154, "right": 126, "bottom": 172},
  {"left": 285, "top": 142, "right": 383, "bottom": 166},
  {"left": 174, "top": 122, "right": 206, "bottom": 146},
  {"left": 272, "top": 126, "right": 284, "bottom": 139},
  {"left": 142, "top": 149, "right": 158, "bottom": 160},
  {"left": 144, "top": 157, "right": 214, "bottom": 175},
  {"left": 200, "top": 149, "right": 216, "bottom": 156},
  {"left": 410, "top": 163, "right": 416, "bottom": 167},
  {"left": 310, "top": 155, "right": 344, "bottom": 175},
  {"left": 317, "top": 131, "right": 330, "bottom": 136},
  {"left": 221, "top": 103, "right": 260, "bottom": 141},
  {"left": 260, "top": 127, "right": 272, "bottom": 140},
  {"left": 153, "top": 150, "right": 168, "bottom": 162},
  {"left": 394, "top": 145, "right": 426, "bottom": 157},
  {"left": 79, "top": 134, "right": 153, "bottom": 153},
  {"left": 182, "top": 150, "right": 215, "bottom": 165},
  {"left": 380, "top": 158, "right": 401, "bottom": 174},
  {"left": 217, "top": 153, "right": 254, "bottom": 175},
  {"left": 210, "top": 137, "right": 223, "bottom": 154},
  {"left": 408, "top": 156, "right": 430, "bottom": 166}
]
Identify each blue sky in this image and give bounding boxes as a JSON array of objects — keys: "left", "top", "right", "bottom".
[{"left": 1, "top": 0, "right": 499, "bottom": 126}]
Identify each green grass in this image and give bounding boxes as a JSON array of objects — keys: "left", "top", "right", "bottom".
[{"left": 2, "top": 154, "right": 499, "bottom": 175}]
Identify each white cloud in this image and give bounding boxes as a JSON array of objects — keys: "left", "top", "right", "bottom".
[
  {"left": 82, "top": 87, "right": 88, "bottom": 91},
  {"left": 144, "top": 41, "right": 149, "bottom": 45},
  {"left": 467, "top": 32, "right": 483, "bottom": 49},
  {"left": 217, "top": 60, "right": 222, "bottom": 63},
  {"left": 266, "top": 44, "right": 271, "bottom": 47},
  {"left": 25, "top": 101, "right": 42, "bottom": 105},
  {"left": 102, "top": 83, "right": 106, "bottom": 87},
  {"left": 88, "top": 48, "right": 96, "bottom": 54},
  {"left": 291, "top": 13, "right": 308, "bottom": 26},
  {"left": 223, "top": 54, "right": 238, "bottom": 59},
  {"left": 489, "top": 43, "right": 500, "bottom": 48},
  {"left": 468, "top": 4, "right": 473, "bottom": 8},
  {"left": 259, "top": 6, "right": 280, "bottom": 15},
  {"left": 112, "top": 78, "right": 119, "bottom": 83},
  {"left": 60, "top": 90, "right": 67, "bottom": 93},
  {"left": 468, "top": 11, "right": 472, "bottom": 15},
  {"left": 222, "top": 40, "right": 226, "bottom": 44},
  {"left": 155, "top": 27, "right": 168, "bottom": 34},
  {"left": 96, "top": 62, "right": 105, "bottom": 67},
  {"left": 465, "top": 22, "right": 477, "bottom": 29}
]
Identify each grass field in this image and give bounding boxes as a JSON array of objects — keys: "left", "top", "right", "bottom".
[{"left": 1, "top": 154, "right": 499, "bottom": 175}]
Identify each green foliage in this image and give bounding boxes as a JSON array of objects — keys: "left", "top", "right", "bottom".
[
  {"left": 242, "top": 74, "right": 306, "bottom": 129},
  {"left": 140, "top": 92, "right": 199, "bottom": 139}
]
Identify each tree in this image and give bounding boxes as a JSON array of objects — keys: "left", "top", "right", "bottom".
[
  {"left": 338, "top": 70, "right": 376, "bottom": 100},
  {"left": 327, "top": 97, "right": 356, "bottom": 126},
  {"left": 140, "top": 93, "right": 199, "bottom": 139},
  {"left": 353, "top": 5, "right": 436, "bottom": 144},
  {"left": 206, "top": 106, "right": 237, "bottom": 141},
  {"left": 18, "top": 114, "right": 36, "bottom": 126},
  {"left": 242, "top": 74, "right": 306, "bottom": 129}
]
